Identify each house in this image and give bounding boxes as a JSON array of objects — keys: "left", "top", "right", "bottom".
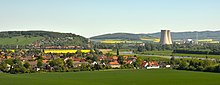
[
  {"left": 28, "top": 61, "right": 40, "bottom": 71},
  {"left": 126, "top": 60, "right": 133, "bottom": 65},
  {"left": 91, "top": 61, "right": 98, "bottom": 65},
  {"left": 73, "top": 57, "right": 81, "bottom": 62},
  {"left": 166, "top": 65, "right": 171, "bottom": 68},
  {"left": 73, "top": 62, "right": 89, "bottom": 68},
  {"left": 146, "top": 61, "right": 160, "bottom": 69},
  {"left": 113, "top": 56, "right": 118, "bottom": 60},
  {"left": 141, "top": 61, "right": 160, "bottom": 69},
  {"left": 109, "top": 61, "right": 121, "bottom": 68}
]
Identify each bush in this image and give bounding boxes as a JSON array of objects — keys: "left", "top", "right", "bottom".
[
  {"left": 188, "top": 66, "right": 196, "bottom": 71},
  {"left": 214, "top": 65, "right": 220, "bottom": 72},
  {"left": 196, "top": 66, "right": 204, "bottom": 71},
  {"left": 204, "top": 66, "right": 215, "bottom": 72},
  {"left": 73, "top": 69, "right": 80, "bottom": 72}
]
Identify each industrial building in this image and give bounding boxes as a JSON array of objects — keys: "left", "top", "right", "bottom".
[{"left": 160, "top": 30, "right": 173, "bottom": 45}]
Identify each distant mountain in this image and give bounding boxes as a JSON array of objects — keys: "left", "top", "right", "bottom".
[
  {"left": 0, "top": 31, "right": 88, "bottom": 46},
  {"left": 90, "top": 33, "right": 155, "bottom": 40},
  {"left": 91, "top": 31, "right": 220, "bottom": 41}
]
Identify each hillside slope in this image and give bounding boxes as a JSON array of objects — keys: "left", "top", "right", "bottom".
[
  {"left": 0, "top": 31, "right": 88, "bottom": 46},
  {"left": 90, "top": 33, "right": 155, "bottom": 40},
  {"left": 0, "top": 36, "right": 43, "bottom": 45}
]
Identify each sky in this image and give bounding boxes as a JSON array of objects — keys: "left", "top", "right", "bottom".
[{"left": 0, "top": 0, "right": 220, "bottom": 38}]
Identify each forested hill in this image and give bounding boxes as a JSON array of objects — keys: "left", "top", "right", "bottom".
[
  {"left": 91, "top": 31, "right": 220, "bottom": 40},
  {"left": 90, "top": 33, "right": 155, "bottom": 40},
  {"left": 0, "top": 31, "right": 88, "bottom": 46}
]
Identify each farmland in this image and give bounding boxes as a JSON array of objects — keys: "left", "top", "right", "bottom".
[
  {"left": 44, "top": 49, "right": 92, "bottom": 53},
  {"left": 0, "top": 69, "right": 220, "bottom": 85},
  {"left": 0, "top": 36, "right": 43, "bottom": 45},
  {"left": 100, "top": 40, "right": 143, "bottom": 44}
]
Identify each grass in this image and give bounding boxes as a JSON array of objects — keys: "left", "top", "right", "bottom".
[
  {"left": 0, "top": 36, "right": 44, "bottom": 45},
  {"left": 1, "top": 69, "right": 220, "bottom": 85}
]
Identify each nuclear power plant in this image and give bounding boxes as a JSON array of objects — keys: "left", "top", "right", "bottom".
[{"left": 160, "top": 30, "right": 173, "bottom": 45}]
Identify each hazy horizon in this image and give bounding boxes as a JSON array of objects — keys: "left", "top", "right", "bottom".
[{"left": 0, "top": 0, "right": 220, "bottom": 38}]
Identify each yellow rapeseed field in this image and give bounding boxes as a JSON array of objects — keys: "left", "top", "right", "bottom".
[{"left": 44, "top": 50, "right": 92, "bottom": 54}]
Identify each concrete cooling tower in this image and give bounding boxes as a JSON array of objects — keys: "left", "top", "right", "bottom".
[{"left": 160, "top": 30, "right": 173, "bottom": 45}]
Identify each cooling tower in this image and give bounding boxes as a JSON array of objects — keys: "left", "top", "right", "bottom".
[
  {"left": 167, "top": 30, "right": 173, "bottom": 44},
  {"left": 160, "top": 30, "right": 172, "bottom": 45}
]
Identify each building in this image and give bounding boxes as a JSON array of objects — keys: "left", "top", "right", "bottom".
[
  {"left": 141, "top": 61, "right": 160, "bottom": 69},
  {"left": 160, "top": 30, "right": 173, "bottom": 45},
  {"left": 109, "top": 61, "right": 121, "bottom": 68}
]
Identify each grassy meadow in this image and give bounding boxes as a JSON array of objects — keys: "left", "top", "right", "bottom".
[
  {"left": 1, "top": 69, "right": 220, "bottom": 85},
  {"left": 0, "top": 36, "right": 43, "bottom": 45}
]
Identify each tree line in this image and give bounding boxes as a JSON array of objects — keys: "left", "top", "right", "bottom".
[{"left": 170, "top": 57, "right": 220, "bottom": 73}]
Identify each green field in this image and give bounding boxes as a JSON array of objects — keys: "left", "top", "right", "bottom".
[
  {"left": 0, "top": 36, "right": 44, "bottom": 45},
  {"left": 144, "top": 51, "right": 220, "bottom": 59},
  {"left": 1, "top": 69, "right": 220, "bottom": 85}
]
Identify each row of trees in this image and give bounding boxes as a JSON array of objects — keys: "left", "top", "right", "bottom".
[
  {"left": 170, "top": 57, "right": 220, "bottom": 72},
  {"left": 173, "top": 49, "right": 220, "bottom": 55}
]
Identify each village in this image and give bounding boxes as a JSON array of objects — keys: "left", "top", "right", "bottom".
[{"left": 0, "top": 48, "right": 168, "bottom": 73}]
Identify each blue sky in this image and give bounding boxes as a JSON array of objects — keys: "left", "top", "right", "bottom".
[{"left": 0, "top": 0, "right": 220, "bottom": 38}]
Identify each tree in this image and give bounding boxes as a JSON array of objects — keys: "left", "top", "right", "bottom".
[
  {"left": 178, "top": 61, "right": 188, "bottom": 70},
  {"left": 80, "top": 63, "right": 88, "bottom": 71},
  {"left": 0, "top": 62, "right": 9, "bottom": 72},
  {"left": 170, "top": 56, "right": 175, "bottom": 65},
  {"left": 66, "top": 59, "right": 73, "bottom": 68},
  {"left": 134, "top": 57, "right": 142, "bottom": 69},
  {"left": 117, "top": 56, "right": 124, "bottom": 65},
  {"left": 90, "top": 48, "right": 95, "bottom": 55},
  {"left": 94, "top": 63, "right": 101, "bottom": 70},
  {"left": 145, "top": 44, "right": 152, "bottom": 51},
  {"left": 37, "top": 56, "right": 43, "bottom": 60},
  {"left": 49, "top": 58, "right": 65, "bottom": 72},
  {"left": 203, "top": 60, "right": 213, "bottom": 68},
  {"left": 49, "top": 58, "right": 65, "bottom": 67},
  {"left": 137, "top": 46, "right": 144, "bottom": 52},
  {"left": 37, "top": 60, "right": 43, "bottom": 68},
  {"left": 76, "top": 50, "right": 82, "bottom": 57},
  {"left": 106, "top": 52, "right": 113, "bottom": 57},
  {"left": 92, "top": 56, "right": 97, "bottom": 61},
  {"left": 4, "top": 59, "right": 13, "bottom": 66},
  {"left": 23, "top": 62, "right": 31, "bottom": 69},
  {"left": 116, "top": 48, "right": 119, "bottom": 56}
]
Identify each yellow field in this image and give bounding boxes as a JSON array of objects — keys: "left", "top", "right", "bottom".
[
  {"left": 140, "top": 38, "right": 160, "bottom": 42},
  {"left": 44, "top": 50, "right": 92, "bottom": 54},
  {"left": 7, "top": 50, "right": 15, "bottom": 52},
  {"left": 81, "top": 50, "right": 91, "bottom": 53},
  {"left": 44, "top": 50, "right": 77, "bottom": 53}
]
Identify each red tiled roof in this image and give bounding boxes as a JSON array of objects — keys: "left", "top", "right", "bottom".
[
  {"left": 28, "top": 61, "right": 37, "bottom": 66},
  {"left": 73, "top": 58, "right": 81, "bottom": 61},
  {"left": 109, "top": 61, "right": 119, "bottom": 65},
  {"left": 113, "top": 56, "right": 118, "bottom": 60},
  {"left": 42, "top": 60, "right": 48, "bottom": 64}
]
